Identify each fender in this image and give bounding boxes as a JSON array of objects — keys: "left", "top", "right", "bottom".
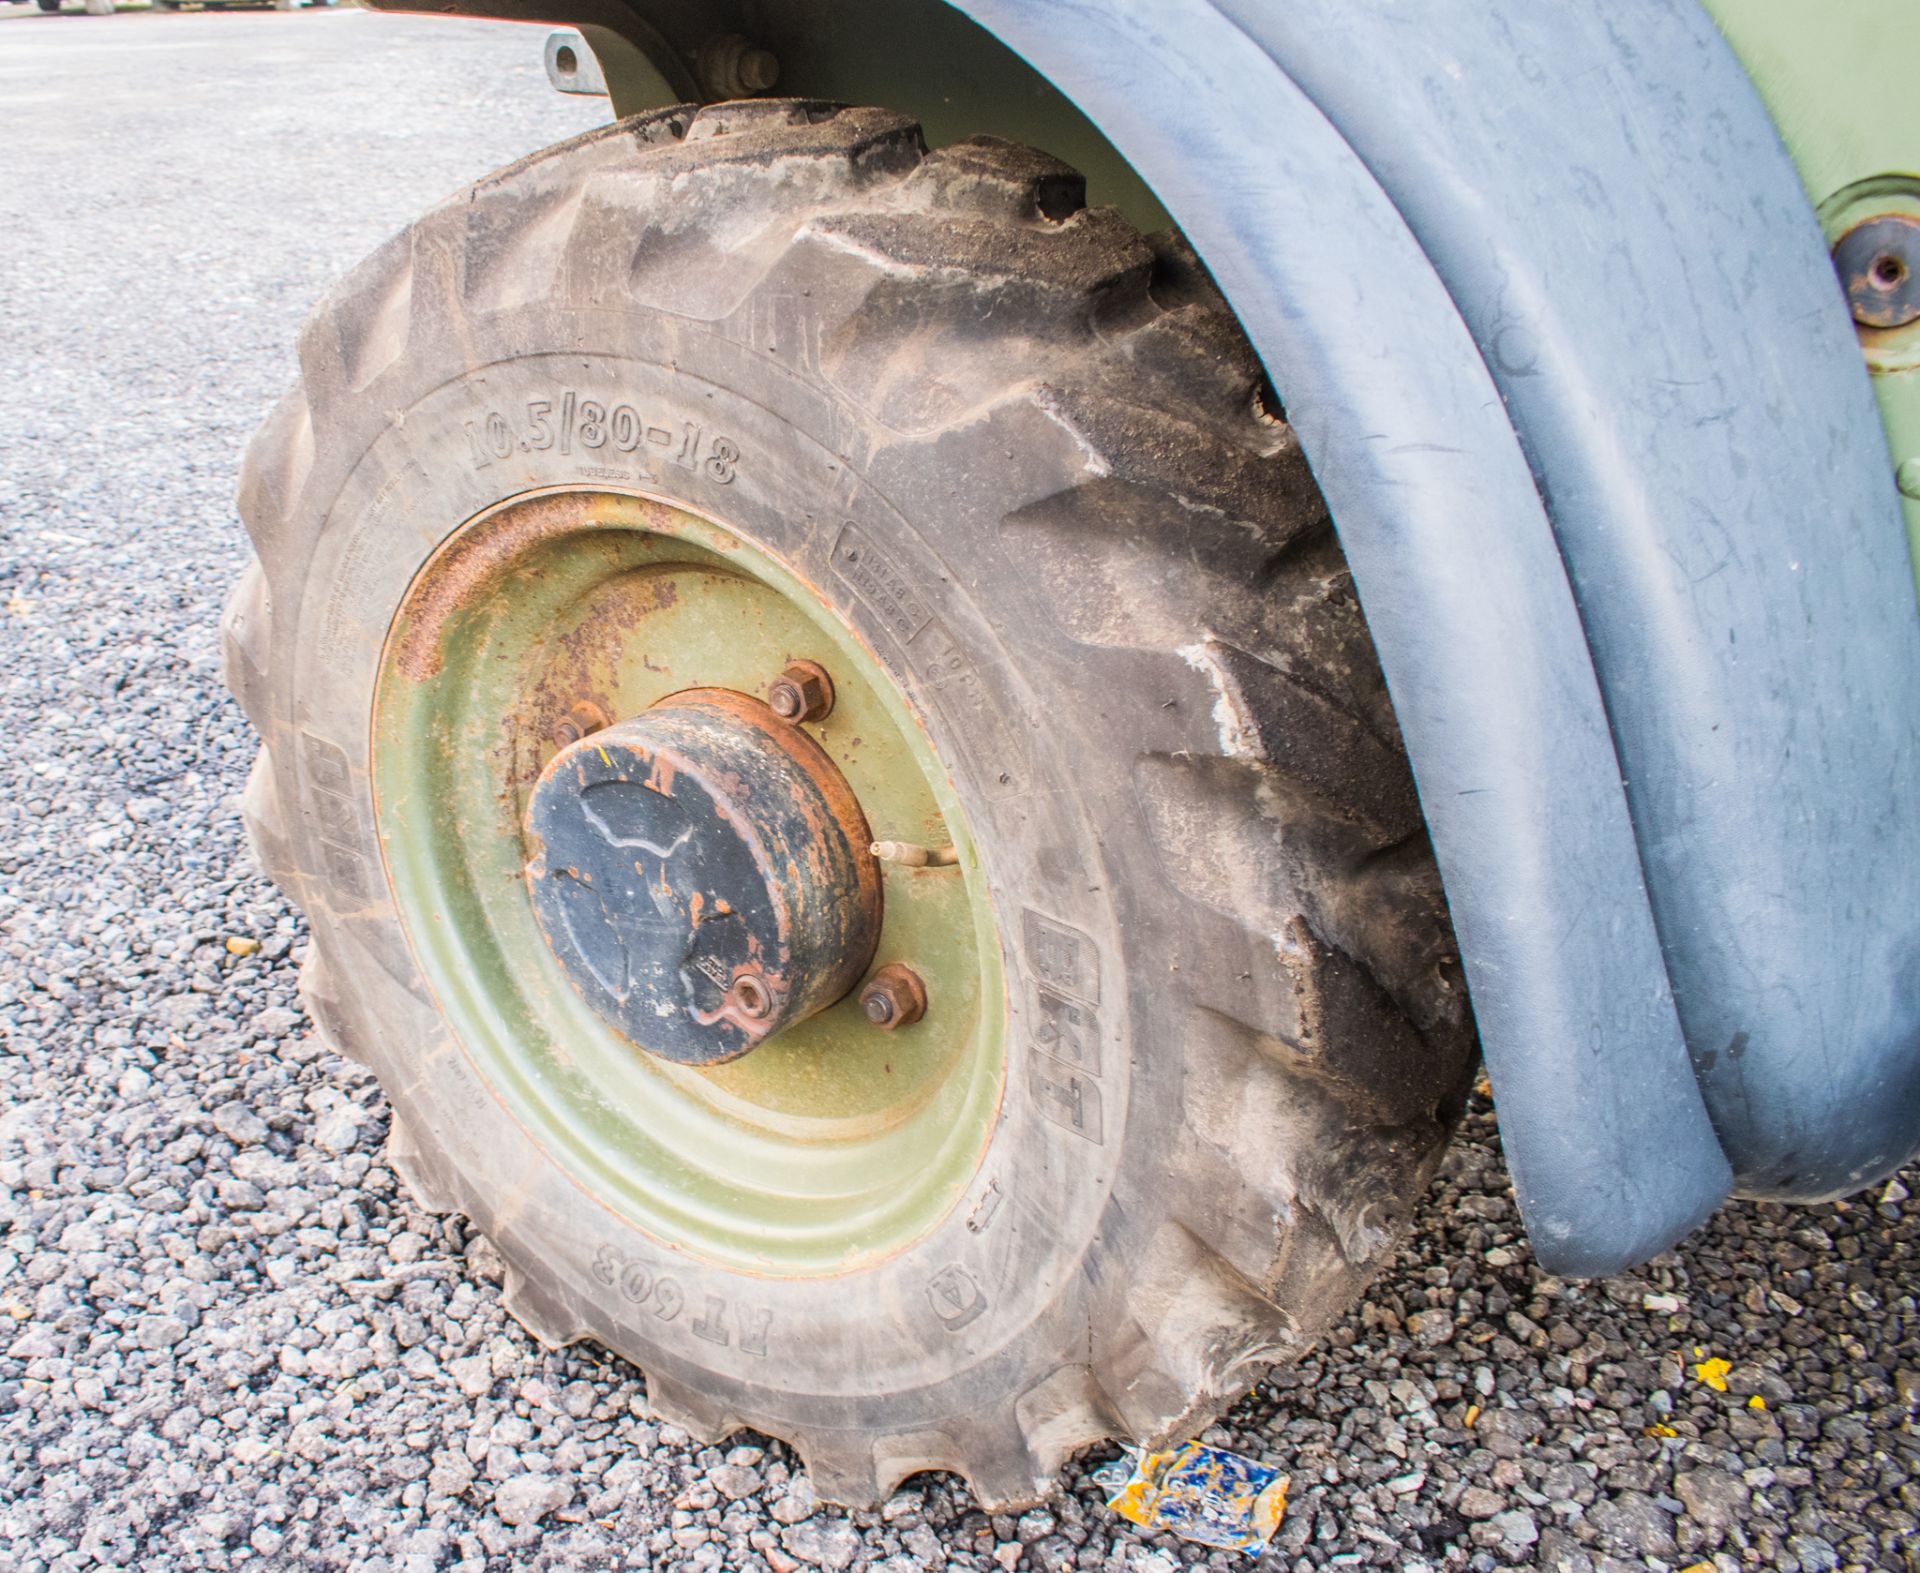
[
  {"left": 1182, "top": 0, "right": 1920, "bottom": 1215},
  {"left": 371, "top": 0, "right": 1920, "bottom": 1272}
]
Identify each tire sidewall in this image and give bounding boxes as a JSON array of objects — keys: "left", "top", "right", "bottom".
[{"left": 271, "top": 300, "right": 1161, "bottom": 1428}]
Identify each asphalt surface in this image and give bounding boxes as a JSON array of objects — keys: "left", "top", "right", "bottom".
[{"left": 0, "top": 9, "right": 1916, "bottom": 1572}]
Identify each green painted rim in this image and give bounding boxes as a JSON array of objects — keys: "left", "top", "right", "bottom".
[{"left": 371, "top": 489, "right": 1005, "bottom": 1274}]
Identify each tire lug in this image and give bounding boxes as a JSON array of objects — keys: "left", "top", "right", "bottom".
[
  {"left": 859, "top": 963, "right": 927, "bottom": 1029},
  {"left": 766, "top": 659, "right": 834, "bottom": 724}
]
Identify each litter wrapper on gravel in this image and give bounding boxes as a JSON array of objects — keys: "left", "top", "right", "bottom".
[{"left": 1095, "top": 1442, "right": 1290, "bottom": 1552}]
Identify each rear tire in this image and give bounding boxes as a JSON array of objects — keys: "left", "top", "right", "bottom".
[{"left": 224, "top": 103, "right": 1474, "bottom": 1507}]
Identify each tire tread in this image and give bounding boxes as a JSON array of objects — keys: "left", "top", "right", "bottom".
[{"left": 224, "top": 101, "right": 1473, "bottom": 1508}]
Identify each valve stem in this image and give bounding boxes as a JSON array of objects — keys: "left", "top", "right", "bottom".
[{"left": 870, "top": 840, "right": 959, "bottom": 869}]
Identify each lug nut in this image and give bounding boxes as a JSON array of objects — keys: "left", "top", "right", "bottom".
[
  {"left": 859, "top": 963, "right": 927, "bottom": 1030},
  {"left": 766, "top": 660, "right": 834, "bottom": 724},
  {"left": 552, "top": 700, "right": 611, "bottom": 750}
]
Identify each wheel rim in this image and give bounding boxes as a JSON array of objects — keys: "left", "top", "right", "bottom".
[{"left": 372, "top": 489, "right": 1005, "bottom": 1273}]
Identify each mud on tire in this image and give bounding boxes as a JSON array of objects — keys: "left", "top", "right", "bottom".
[{"left": 222, "top": 101, "right": 1476, "bottom": 1508}]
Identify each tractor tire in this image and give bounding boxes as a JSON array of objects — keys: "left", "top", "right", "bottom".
[{"left": 223, "top": 102, "right": 1474, "bottom": 1508}]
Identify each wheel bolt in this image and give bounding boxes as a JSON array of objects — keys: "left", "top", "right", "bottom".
[
  {"left": 552, "top": 700, "right": 611, "bottom": 750},
  {"left": 859, "top": 963, "right": 926, "bottom": 1030},
  {"left": 766, "top": 660, "right": 834, "bottom": 724}
]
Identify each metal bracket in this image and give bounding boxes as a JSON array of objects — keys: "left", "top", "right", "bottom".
[{"left": 545, "top": 29, "right": 608, "bottom": 95}]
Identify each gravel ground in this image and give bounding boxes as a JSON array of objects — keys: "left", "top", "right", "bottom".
[{"left": 1, "top": 9, "right": 1917, "bottom": 1572}]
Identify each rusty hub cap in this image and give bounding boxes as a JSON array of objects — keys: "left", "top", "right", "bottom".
[{"left": 526, "top": 689, "right": 882, "bottom": 1065}]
